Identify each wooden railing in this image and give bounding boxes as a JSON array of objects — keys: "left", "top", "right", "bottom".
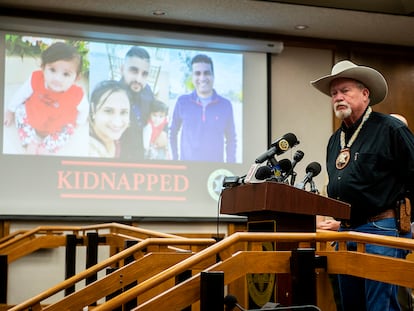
[
  {"left": 0, "top": 230, "right": 29, "bottom": 244},
  {"left": 7, "top": 230, "right": 414, "bottom": 311},
  {"left": 7, "top": 237, "right": 216, "bottom": 311},
  {"left": 99, "top": 231, "right": 414, "bottom": 311},
  {"left": 0, "top": 223, "right": 186, "bottom": 263},
  {"left": 0, "top": 223, "right": 215, "bottom": 311}
]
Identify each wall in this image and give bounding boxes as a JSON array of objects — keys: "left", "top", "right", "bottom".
[{"left": 271, "top": 46, "right": 333, "bottom": 192}]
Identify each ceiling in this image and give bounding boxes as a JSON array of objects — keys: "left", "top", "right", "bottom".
[
  {"left": 1, "top": 0, "right": 414, "bottom": 47},
  {"left": 262, "top": 0, "right": 414, "bottom": 15}
]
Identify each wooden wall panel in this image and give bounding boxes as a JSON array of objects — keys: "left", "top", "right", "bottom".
[{"left": 331, "top": 50, "right": 414, "bottom": 132}]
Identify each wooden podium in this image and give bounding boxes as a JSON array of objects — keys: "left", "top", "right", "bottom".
[
  {"left": 220, "top": 181, "right": 351, "bottom": 308},
  {"left": 221, "top": 181, "right": 350, "bottom": 233}
]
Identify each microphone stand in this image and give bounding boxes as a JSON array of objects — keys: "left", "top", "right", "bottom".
[
  {"left": 290, "top": 171, "right": 297, "bottom": 186},
  {"left": 309, "top": 179, "right": 319, "bottom": 194}
]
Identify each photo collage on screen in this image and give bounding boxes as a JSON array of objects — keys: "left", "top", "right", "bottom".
[{"left": 3, "top": 34, "right": 243, "bottom": 164}]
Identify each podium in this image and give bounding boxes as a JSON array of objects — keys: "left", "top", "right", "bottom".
[
  {"left": 220, "top": 181, "right": 350, "bottom": 232},
  {"left": 220, "top": 182, "right": 350, "bottom": 308}
]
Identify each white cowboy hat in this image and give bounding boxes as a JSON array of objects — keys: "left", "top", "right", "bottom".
[{"left": 310, "top": 60, "right": 388, "bottom": 105}]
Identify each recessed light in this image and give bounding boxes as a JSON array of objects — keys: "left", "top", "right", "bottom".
[
  {"left": 152, "top": 9, "right": 167, "bottom": 16},
  {"left": 295, "top": 25, "right": 308, "bottom": 30}
]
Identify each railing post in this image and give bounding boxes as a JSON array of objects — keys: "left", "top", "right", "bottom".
[
  {"left": 0, "top": 254, "right": 7, "bottom": 304},
  {"left": 105, "top": 240, "right": 138, "bottom": 311},
  {"left": 176, "top": 270, "right": 192, "bottom": 311},
  {"left": 290, "top": 248, "right": 317, "bottom": 306},
  {"left": 105, "top": 267, "right": 122, "bottom": 311},
  {"left": 86, "top": 232, "right": 99, "bottom": 286},
  {"left": 123, "top": 240, "right": 138, "bottom": 310},
  {"left": 200, "top": 271, "right": 224, "bottom": 311},
  {"left": 84, "top": 232, "right": 100, "bottom": 308},
  {"left": 65, "top": 234, "right": 78, "bottom": 296}
]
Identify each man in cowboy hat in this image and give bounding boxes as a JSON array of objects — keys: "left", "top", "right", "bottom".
[{"left": 311, "top": 60, "right": 414, "bottom": 311}]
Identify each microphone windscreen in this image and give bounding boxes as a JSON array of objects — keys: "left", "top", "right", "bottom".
[
  {"left": 278, "top": 158, "right": 292, "bottom": 172},
  {"left": 255, "top": 166, "right": 273, "bottom": 180},
  {"left": 283, "top": 132, "right": 298, "bottom": 145},
  {"left": 293, "top": 150, "right": 305, "bottom": 162},
  {"left": 306, "top": 161, "right": 322, "bottom": 176},
  {"left": 273, "top": 132, "right": 299, "bottom": 155}
]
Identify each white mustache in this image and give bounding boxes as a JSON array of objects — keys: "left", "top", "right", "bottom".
[{"left": 334, "top": 101, "right": 350, "bottom": 110}]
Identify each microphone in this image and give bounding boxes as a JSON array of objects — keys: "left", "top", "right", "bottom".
[
  {"left": 273, "top": 158, "right": 292, "bottom": 182},
  {"left": 282, "top": 150, "right": 304, "bottom": 185},
  {"left": 278, "top": 158, "right": 293, "bottom": 173},
  {"left": 224, "top": 295, "right": 245, "bottom": 311},
  {"left": 255, "top": 159, "right": 292, "bottom": 182},
  {"left": 291, "top": 150, "right": 305, "bottom": 169},
  {"left": 295, "top": 161, "right": 322, "bottom": 190},
  {"left": 244, "top": 163, "right": 265, "bottom": 183},
  {"left": 255, "top": 133, "right": 299, "bottom": 164},
  {"left": 309, "top": 179, "right": 319, "bottom": 193},
  {"left": 255, "top": 165, "right": 273, "bottom": 180},
  {"left": 223, "top": 163, "right": 271, "bottom": 187},
  {"left": 222, "top": 175, "right": 245, "bottom": 188}
]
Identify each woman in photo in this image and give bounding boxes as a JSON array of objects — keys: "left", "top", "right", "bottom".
[{"left": 89, "top": 80, "right": 131, "bottom": 158}]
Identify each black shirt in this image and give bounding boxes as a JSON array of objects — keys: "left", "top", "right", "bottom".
[
  {"left": 327, "top": 111, "right": 414, "bottom": 226},
  {"left": 119, "top": 83, "right": 154, "bottom": 160}
]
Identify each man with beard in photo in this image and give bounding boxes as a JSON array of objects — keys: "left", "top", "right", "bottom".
[{"left": 119, "top": 46, "right": 155, "bottom": 159}]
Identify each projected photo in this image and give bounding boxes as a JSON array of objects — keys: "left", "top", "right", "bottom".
[
  {"left": 3, "top": 34, "right": 243, "bottom": 163},
  {"left": 0, "top": 25, "right": 267, "bottom": 219},
  {"left": 4, "top": 36, "right": 90, "bottom": 156}
]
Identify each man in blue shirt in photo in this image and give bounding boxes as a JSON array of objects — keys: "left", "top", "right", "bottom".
[{"left": 169, "top": 54, "right": 237, "bottom": 163}]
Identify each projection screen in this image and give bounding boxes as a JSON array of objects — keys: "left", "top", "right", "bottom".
[{"left": 0, "top": 16, "right": 278, "bottom": 219}]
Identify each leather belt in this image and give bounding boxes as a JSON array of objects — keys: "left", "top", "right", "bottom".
[
  {"left": 341, "top": 208, "right": 396, "bottom": 228},
  {"left": 367, "top": 208, "right": 396, "bottom": 222}
]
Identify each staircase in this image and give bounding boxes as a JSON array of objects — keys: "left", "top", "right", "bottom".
[{"left": 2, "top": 224, "right": 414, "bottom": 311}]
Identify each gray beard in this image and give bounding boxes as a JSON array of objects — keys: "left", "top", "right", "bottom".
[{"left": 334, "top": 104, "right": 352, "bottom": 120}]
